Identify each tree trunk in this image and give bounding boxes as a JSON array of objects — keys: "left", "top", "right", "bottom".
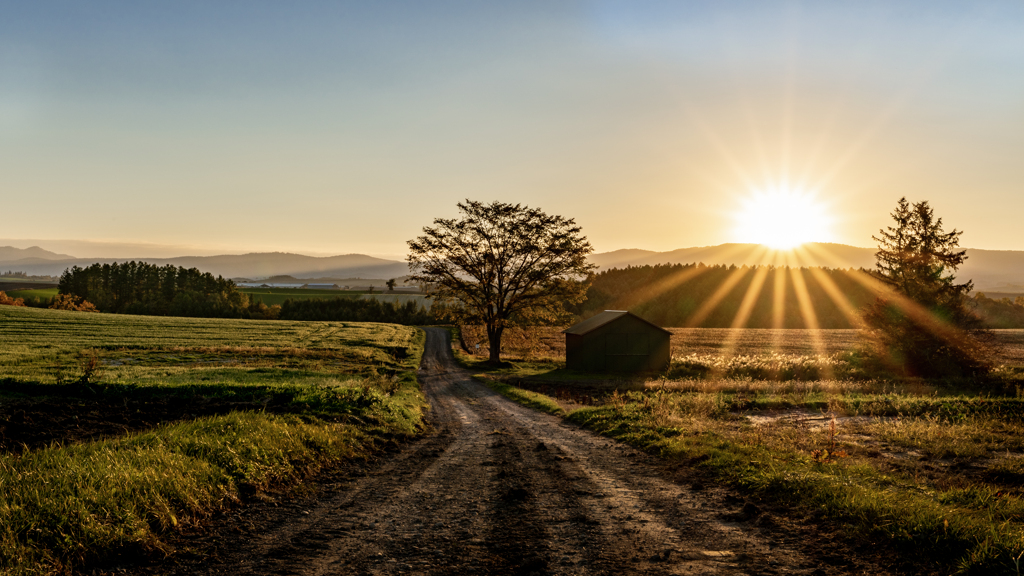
[
  {"left": 456, "top": 325, "right": 472, "bottom": 354},
  {"left": 487, "top": 324, "right": 503, "bottom": 362}
]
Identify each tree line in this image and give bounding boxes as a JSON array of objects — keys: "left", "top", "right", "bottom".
[
  {"left": 574, "top": 263, "right": 877, "bottom": 328},
  {"left": 53, "top": 261, "right": 438, "bottom": 323},
  {"left": 970, "top": 293, "right": 1024, "bottom": 329},
  {"left": 279, "top": 297, "right": 436, "bottom": 324},
  {"left": 573, "top": 262, "right": 1024, "bottom": 329},
  {"left": 58, "top": 262, "right": 257, "bottom": 318}
]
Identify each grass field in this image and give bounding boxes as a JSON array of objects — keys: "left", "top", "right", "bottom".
[
  {"left": 239, "top": 288, "right": 430, "bottom": 308},
  {"left": 238, "top": 287, "right": 363, "bottom": 306},
  {"left": 359, "top": 293, "right": 432, "bottom": 308},
  {"left": 0, "top": 306, "right": 426, "bottom": 575},
  {"left": 460, "top": 328, "right": 1024, "bottom": 575},
  {"left": 4, "top": 287, "right": 58, "bottom": 300}
]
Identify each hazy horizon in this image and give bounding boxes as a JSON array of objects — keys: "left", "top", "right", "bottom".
[
  {"left": 8, "top": 237, "right": 1024, "bottom": 264},
  {"left": 4, "top": 2, "right": 1023, "bottom": 254}
]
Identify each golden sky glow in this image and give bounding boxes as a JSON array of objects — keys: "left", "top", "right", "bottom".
[{"left": 2, "top": 2, "right": 1023, "bottom": 257}]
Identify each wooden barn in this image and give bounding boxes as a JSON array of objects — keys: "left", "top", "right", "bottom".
[{"left": 563, "top": 310, "right": 671, "bottom": 372}]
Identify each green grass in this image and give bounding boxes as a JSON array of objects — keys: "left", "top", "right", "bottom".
[
  {"left": 0, "top": 413, "right": 367, "bottom": 574},
  {"left": 3, "top": 288, "right": 58, "bottom": 300},
  {"left": 0, "top": 306, "right": 426, "bottom": 575}
]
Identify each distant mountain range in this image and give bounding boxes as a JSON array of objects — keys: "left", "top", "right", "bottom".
[
  {"left": 0, "top": 246, "right": 410, "bottom": 280},
  {"left": 2, "top": 242, "right": 1023, "bottom": 292},
  {"left": 0, "top": 246, "right": 75, "bottom": 262}
]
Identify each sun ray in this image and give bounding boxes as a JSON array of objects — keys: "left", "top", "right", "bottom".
[
  {"left": 730, "top": 265, "right": 772, "bottom": 331},
  {"left": 842, "top": 268, "right": 965, "bottom": 341},
  {"left": 603, "top": 263, "right": 711, "bottom": 313},
  {"left": 805, "top": 21, "right": 984, "bottom": 196},
  {"left": 685, "top": 265, "right": 752, "bottom": 329},
  {"left": 800, "top": 240, "right": 911, "bottom": 368},
  {"left": 714, "top": 265, "right": 772, "bottom": 365},
  {"left": 600, "top": 243, "right": 771, "bottom": 316},
  {"left": 797, "top": 243, "right": 868, "bottom": 329},
  {"left": 806, "top": 267, "right": 867, "bottom": 330},
  {"left": 788, "top": 265, "right": 835, "bottom": 379},
  {"left": 682, "top": 107, "right": 763, "bottom": 193},
  {"left": 836, "top": 266, "right": 984, "bottom": 375}
]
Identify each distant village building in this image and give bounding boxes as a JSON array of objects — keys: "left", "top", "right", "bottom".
[
  {"left": 301, "top": 283, "right": 341, "bottom": 290},
  {"left": 563, "top": 311, "right": 671, "bottom": 372}
]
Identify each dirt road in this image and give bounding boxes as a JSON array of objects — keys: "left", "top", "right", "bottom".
[{"left": 136, "top": 328, "right": 884, "bottom": 575}]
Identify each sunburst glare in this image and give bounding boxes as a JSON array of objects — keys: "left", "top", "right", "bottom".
[{"left": 734, "top": 187, "right": 834, "bottom": 249}]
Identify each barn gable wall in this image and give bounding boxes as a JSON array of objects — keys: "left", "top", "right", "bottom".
[{"left": 565, "top": 314, "right": 670, "bottom": 372}]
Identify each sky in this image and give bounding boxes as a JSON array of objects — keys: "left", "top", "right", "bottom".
[{"left": 2, "top": 1, "right": 1023, "bottom": 259}]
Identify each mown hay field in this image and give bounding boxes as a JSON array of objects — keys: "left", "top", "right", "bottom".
[
  {"left": 0, "top": 305, "right": 426, "bottom": 575},
  {"left": 460, "top": 325, "right": 1024, "bottom": 366}
]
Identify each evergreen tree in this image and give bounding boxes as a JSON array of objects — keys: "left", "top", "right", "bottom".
[{"left": 865, "top": 197, "right": 989, "bottom": 376}]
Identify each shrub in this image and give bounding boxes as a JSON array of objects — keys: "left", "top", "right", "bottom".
[
  {"left": 0, "top": 291, "right": 25, "bottom": 307},
  {"left": 49, "top": 294, "right": 99, "bottom": 312}
]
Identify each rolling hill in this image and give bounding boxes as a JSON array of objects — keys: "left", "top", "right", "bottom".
[{"left": 0, "top": 246, "right": 75, "bottom": 262}]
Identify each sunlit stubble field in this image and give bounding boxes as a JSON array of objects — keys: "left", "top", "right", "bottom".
[
  {"left": 460, "top": 325, "right": 1024, "bottom": 367},
  {"left": 0, "top": 305, "right": 426, "bottom": 575}
]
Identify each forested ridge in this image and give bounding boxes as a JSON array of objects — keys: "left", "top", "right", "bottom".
[{"left": 576, "top": 263, "right": 1024, "bottom": 329}]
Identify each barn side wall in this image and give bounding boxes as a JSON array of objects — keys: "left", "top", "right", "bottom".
[{"left": 565, "top": 316, "right": 670, "bottom": 372}]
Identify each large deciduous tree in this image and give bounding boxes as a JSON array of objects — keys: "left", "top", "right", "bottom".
[
  {"left": 865, "top": 197, "right": 989, "bottom": 376},
  {"left": 407, "top": 200, "right": 596, "bottom": 363}
]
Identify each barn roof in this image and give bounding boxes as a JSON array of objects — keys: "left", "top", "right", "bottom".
[{"left": 563, "top": 310, "right": 671, "bottom": 336}]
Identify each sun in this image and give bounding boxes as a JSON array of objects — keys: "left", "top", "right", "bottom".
[{"left": 734, "top": 187, "right": 833, "bottom": 250}]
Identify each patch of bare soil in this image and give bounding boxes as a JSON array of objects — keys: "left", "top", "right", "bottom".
[{"left": 97, "top": 328, "right": 899, "bottom": 575}]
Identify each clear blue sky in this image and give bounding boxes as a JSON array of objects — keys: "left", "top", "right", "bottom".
[{"left": 3, "top": 1, "right": 1022, "bottom": 257}]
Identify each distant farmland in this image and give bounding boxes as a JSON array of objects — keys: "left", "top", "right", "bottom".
[
  {"left": 1, "top": 286, "right": 428, "bottom": 309},
  {"left": 240, "top": 288, "right": 431, "bottom": 308},
  {"left": 359, "top": 293, "right": 432, "bottom": 309},
  {"left": 4, "top": 287, "right": 58, "bottom": 300},
  {"left": 239, "top": 287, "right": 363, "bottom": 306}
]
